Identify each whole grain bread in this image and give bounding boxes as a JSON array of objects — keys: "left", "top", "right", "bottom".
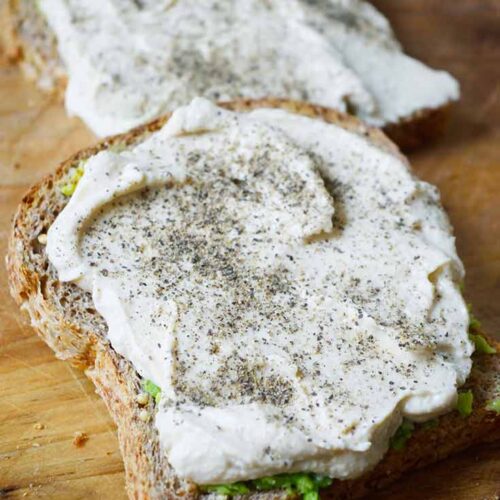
[
  {"left": 7, "top": 99, "right": 499, "bottom": 500},
  {"left": 2, "top": 0, "right": 453, "bottom": 151}
]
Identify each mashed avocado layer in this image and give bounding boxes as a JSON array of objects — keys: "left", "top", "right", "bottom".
[
  {"left": 143, "top": 379, "right": 162, "bottom": 404},
  {"left": 456, "top": 391, "right": 474, "bottom": 417},
  {"left": 202, "top": 472, "right": 332, "bottom": 500},
  {"left": 60, "top": 164, "right": 84, "bottom": 196}
]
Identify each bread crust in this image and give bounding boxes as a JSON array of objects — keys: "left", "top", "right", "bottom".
[
  {"left": 383, "top": 104, "right": 453, "bottom": 151},
  {"left": 6, "top": 98, "right": 499, "bottom": 499},
  {"left": 2, "top": 0, "right": 66, "bottom": 93},
  {"left": 3, "top": 0, "right": 454, "bottom": 150}
]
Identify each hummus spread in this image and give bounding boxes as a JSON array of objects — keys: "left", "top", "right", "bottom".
[
  {"left": 38, "top": 0, "right": 459, "bottom": 136},
  {"left": 47, "top": 99, "right": 472, "bottom": 484}
]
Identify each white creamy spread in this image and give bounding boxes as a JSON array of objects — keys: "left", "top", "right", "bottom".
[
  {"left": 38, "top": 0, "right": 459, "bottom": 136},
  {"left": 47, "top": 98, "right": 472, "bottom": 484}
]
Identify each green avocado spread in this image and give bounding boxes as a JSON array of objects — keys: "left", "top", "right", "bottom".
[
  {"left": 201, "top": 472, "right": 332, "bottom": 500},
  {"left": 61, "top": 164, "right": 84, "bottom": 196},
  {"left": 143, "top": 379, "right": 162, "bottom": 404}
]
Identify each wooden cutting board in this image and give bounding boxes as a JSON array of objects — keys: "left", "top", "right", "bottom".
[{"left": 0, "top": 1, "right": 499, "bottom": 498}]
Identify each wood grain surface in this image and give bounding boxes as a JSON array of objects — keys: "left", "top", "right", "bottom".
[{"left": 0, "top": 1, "right": 499, "bottom": 498}]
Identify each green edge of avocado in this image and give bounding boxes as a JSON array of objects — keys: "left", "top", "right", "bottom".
[
  {"left": 469, "top": 334, "right": 496, "bottom": 354},
  {"left": 456, "top": 390, "right": 474, "bottom": 417},
  {"left": 143, "top": 379, "right": 161, "bottom": 404},
  {"left": 201, "top": 472, "right": 332, "bottom": 499},
  {"left": 60, "top": 164, "right": 85, "bottom": 196},
  {"left": 467, "top": 304, "right": 481, "bottom": 331},
  {"left": 390, "top": 419, "right": 415, "bottom": 451},
  {"left": 486, "top": 399, "right": 500, "bottom": 413},
  {"left": 467, "top": 305, "right": 496, "bottom": 354}
]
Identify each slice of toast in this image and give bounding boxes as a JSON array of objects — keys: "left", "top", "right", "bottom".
[
  {"left": 7, "top": 99, "right": 499, "bottom": 500},
  {"left": 2, "top": 0, "right": 454, "bottom": 151}
]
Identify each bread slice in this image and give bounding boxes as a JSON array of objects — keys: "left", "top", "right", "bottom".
[
  {"left": 7, "top": 99, "right": 499, "bottom": 499},
  {"left": 2, "top": 0, "right": 453, "bottom": 151},
  {"left": 1, "top": 0, "right": 67, "bottom": 94}
]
